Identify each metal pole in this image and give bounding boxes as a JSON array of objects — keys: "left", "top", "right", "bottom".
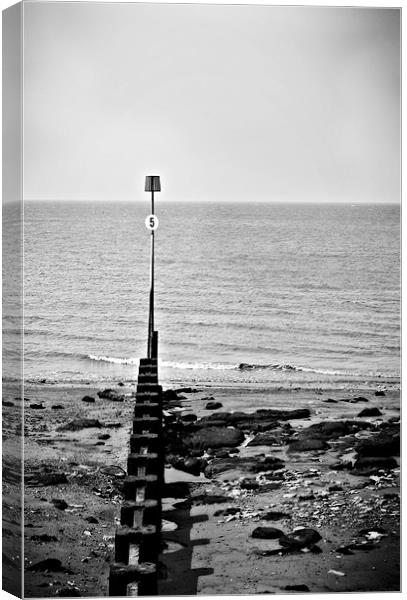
[
  {"left": 145, "top": 175, "right": 160, "bottom": 359},
  {"left": 149, "top": 190, "right": 155, "bottom": 358}
]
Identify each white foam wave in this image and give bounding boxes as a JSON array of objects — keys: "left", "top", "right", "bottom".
[
  {"left": 85, "top": 354, "right": 398, "bottom": 379},
  {"left": 87, "top": 355, "right": 237, "bottom": 370},
  {"left": 161, "top": 360, "right": 236, "bottom": 371},
  {"left": 87, "top": 354, "right": 139, "bottom": 365}
]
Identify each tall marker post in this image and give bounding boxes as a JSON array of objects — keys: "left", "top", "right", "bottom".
[
  {"left": 109, "top": 177, "right": 163, "bottom": 597},
  {"left": 144, "top": 175, "right": 160, "bottom": 360}
]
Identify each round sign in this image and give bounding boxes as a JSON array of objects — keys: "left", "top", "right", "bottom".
[{"left": 145, "top": 214, "right": 159, "bottom": 231}]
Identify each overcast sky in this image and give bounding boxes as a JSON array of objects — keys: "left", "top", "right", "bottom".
[{"left": 22, "top": 2, "right": 400, "bottom": 203}]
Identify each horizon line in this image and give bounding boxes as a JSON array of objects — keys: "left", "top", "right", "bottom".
[{"left": 8, "top": 198, "right": 402, "bottom": 205}]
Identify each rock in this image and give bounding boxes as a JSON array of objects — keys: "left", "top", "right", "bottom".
[
  {"left": 95, "top": 441, "right": 105, "bottom": 446},
  {"left": 85, "top": 516, "right": 99, "bottom": 524},
  {"left": 30, "top": 534, "right": 58, "bottom": 542},
  {"left": 284, "top": 585, "right": 310, "bottom": 592},
  {"left": 328, "top": 485, "right": 343, "bottom": 492},
  {"left": 190, "top": 448, "right": 204, "bottom": 457},
  {"left": 51, "top": 405, "right": 64, "bottom": 410},
  {"left": 58, "top": 418, "right": 103, "bottom": 431},
  {"left": 288, "top": 438, "right": 328, "bottom": 452},
  {"left": 262, "top": 471, "right": 285, "bottom": 481},
  {"left": 357, "top": 407, "right": 382, "bottom": 417},
  {"left": 82, "top": 395, "right": 95, "bottom": 403},
  {"left": 186, "top": 426, "right": 244, "bottom": 450},
  {"left": 262, "top": 511, "right": 291, "bottom": 521},
  {"left": 254, "top": 408, "right": 311, "bottom": 421},
  {"left": 336, "top": 546, "right": 354, "bottom": 555},
  {"left": 297, "top": 420, "right": 371, "bottom": 442},
  {"left": 258, "top": 482, "right": 283, "bottom": 493},
  {"left": 240, "top": 478, "right": 259, "bottom": 490},
  {"left": 375, "top": 390, "right": 385, "bottom": 396},
  {"left": 57, "top": 587, "right": 81, "bottom": 597},
  {"left": 251, "top": 526, "right": 285, "bottom": 539},
  {"left": 180, "top": 413, "right": 197, "bottom": 423},
  {"left": 27, "top": 559, "right": 72, "bottom": 573},
  {"left": 204, "top": 455, "right": 284, "bottom": 479},
  {"left": 323, "top": 399, "right": 338, "bottom": 403},
  {"left": 279, "top": 528, "right": 322, "bottom": 549},
  {"left": 356, "top": 429, "right": 400, "bottom": 457},
  {"left": 168, "top": 456, "right": 205, "bottom": 476},
  {"left": 118, "top": 382, "right": 124, "bottom": 386},
  {"left": 98, "top": 434, "right": 111, "bottom": 440},
  {"left": 29, "top": 403, "right": 45, "bottom": 409},
  {"left": 214, "top": 507, "right": 240, "bottom": 517},
  {"left": 2, "top": 400, "right": 14, "bottom": 407},
  {"left": 97, "top": 389, "right": 124, "bottom": 401},
  {"left": 358, "top": 526, "right": 386, "bottom": 536},
  {"left": 52, "top": 499, "right": 69, "bottom": 511},
  {"left": 250, "top": 421, "right": 280, "bottom": 433},
  {"left": 353, "top": 456, "right": 398, "bottom": 474},
  {"left": 196, "top": 412, "right": 248, "bottom": 428},
  {"left": 214, "top": 450, "right": 231, "bottom": 459},
  {"left": 196, "top": 408, "right": 310, "bottom": 431},
  {"left": 175, "top": 387, "right": 199, "bottom": 394},
  {"left": 348, "top": 542, "right": 376, "bottom": 551},
  {"left": 163, "top": 389, "right": 179, "bottom": 401},
  {"left": 298, "top": 492, "right": 315, "bottom": 501},
  {"left": 100, "top": 465, "right": 126, "bottom": 478},
  {"left": 205, "top": 401, "right": 223, "bottom": 410},
  {"left": 248, "top": 432, "right": 282, "bottom": 446},
  {"left": 339, "top": 396, "right": 368, "bottom": 403},
  {"left": 25, "top": 469, "right": 68, "bottom": 487}
]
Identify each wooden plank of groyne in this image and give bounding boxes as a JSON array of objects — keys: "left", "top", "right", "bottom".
[
  {"left": 115, "top": 525, "right": 157, "bottom": 563},
  {"left": 109, "top": 562, "right": 157, "bottom": 596},
  {"left": 130, "top": 433, "right": 160, "bottom": 453},
  {"left": 123, "top": 475, "right": 159, "bottom": 501},
  {"left": 127, "top": 453, "right": 159, "bottom": 476},
  {"left": 134, "top": 403, "right": 161, "bottom": 418},
  {"left": 120, "top": 499, "right": 159, "bottom": 528},
  {"left": 132, "top": 417, "right": 161, "bottom": 434}
]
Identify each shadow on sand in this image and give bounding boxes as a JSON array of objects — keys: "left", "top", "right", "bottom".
[{"left": 158, "top": 481, "right": 213, "bottom": 595}]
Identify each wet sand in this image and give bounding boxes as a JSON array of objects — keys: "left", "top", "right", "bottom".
[{"left": 2, "top": 381, "right": 400, "bottom": 596}]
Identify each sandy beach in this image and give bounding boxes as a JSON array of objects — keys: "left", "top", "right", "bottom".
[{"left": 2, "top": 379, "right": 400, "bottom": 597}]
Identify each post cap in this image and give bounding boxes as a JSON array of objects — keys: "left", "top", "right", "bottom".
[{"left": 145, "top": 176, "right": 161, "bottom": 192}]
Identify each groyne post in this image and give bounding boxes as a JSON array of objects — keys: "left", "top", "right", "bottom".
[
  {"left": 109, "top": 177, "right": 164, "bottom": 596},
  {"left": 109, "top": 358, "right": 163, "bottom": 596}
]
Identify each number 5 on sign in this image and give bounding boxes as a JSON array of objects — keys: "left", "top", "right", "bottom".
[{"left": 145, "top": 214, "right": 159, "bottom": 231}]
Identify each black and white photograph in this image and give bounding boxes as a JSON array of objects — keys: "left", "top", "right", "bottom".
[{"left": 2, "top": 1, "right": 401, "bottom": 597}]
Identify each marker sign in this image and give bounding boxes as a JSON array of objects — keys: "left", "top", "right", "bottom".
[{"left": 145, "top": 214, "right": 159, "bottom": 231}]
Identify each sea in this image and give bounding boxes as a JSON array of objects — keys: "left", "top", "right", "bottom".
[{"left": 2, "top": 201, "right": 401, "bottom": 391}]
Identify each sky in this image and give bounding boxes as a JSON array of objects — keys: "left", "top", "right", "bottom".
[{"left": 19, "top": 2, "right": 400, "bottom": 203}]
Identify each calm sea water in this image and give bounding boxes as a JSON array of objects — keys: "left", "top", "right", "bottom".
[{"left": 3, "top": 201, "right": 400, "bottom": 389}]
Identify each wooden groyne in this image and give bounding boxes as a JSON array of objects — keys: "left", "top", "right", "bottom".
[{"left": 109, "top": 357, "right": 164, "bottom": 596}]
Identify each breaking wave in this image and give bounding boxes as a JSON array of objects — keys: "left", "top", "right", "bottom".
[
  {"left": 87, "top": 354, "right": 139, "bottom": 365},
  {"left": 86, "top": 355, "right": 354, "bottom": 377}
]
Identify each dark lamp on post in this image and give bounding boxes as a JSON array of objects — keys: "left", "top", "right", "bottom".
[{"left": 145, "top": 175, "right": 161, "bottom": 192}]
